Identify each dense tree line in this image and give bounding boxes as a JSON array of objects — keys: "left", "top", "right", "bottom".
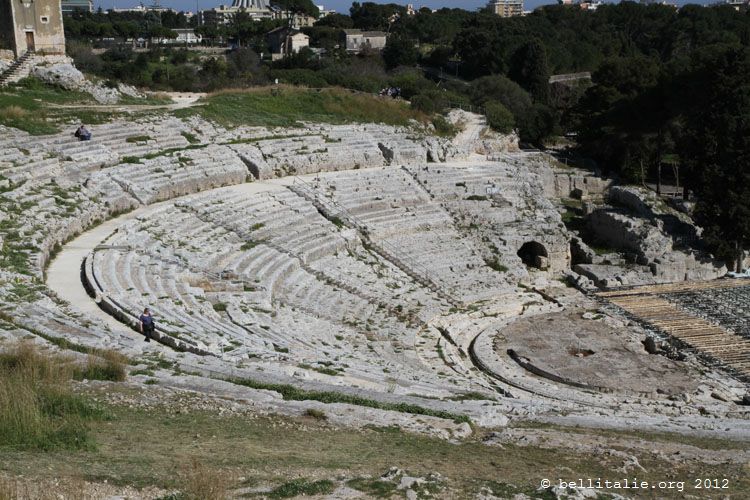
[{"left": 64, "top": 10, "right": 193, "bottom": 40}]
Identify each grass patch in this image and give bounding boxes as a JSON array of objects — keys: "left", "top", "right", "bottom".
[
  {"left": 302, "top": 408, "right": 327, "bottom": 421},
  {"left": 269, "top": 478, "right": 335, "bottom": 498},
  {"left": 126, "top": 135, "right": 150, "bottom": 143},
  {"left": 175, "top": 86, "right": 427, "bottom": 129},
  {"left": 299, "top": 363, "right": 341, "bottom": 376},
  {"left": 432, "top": 114, "right": 457, "bottom": 137},
  {"left": 450, "top": 391, "right": 496, "bottom": 402},
  {"left": 227, "top": 377, "right": 471, "bottom": 424},
  {"left": 73, "top": 351, "right": 127, "bottom": 382},
  {"left": 0, "top": 342, "right": 108, "bottom": 451},
  {"left": 212, "top": 302, "right": 227, "bottom": 312},
  {"left": 347, "top": 477, "right": 398, "bottom": 497},
  {"left": 130, "top": 368, "right": 156, "bottom": 377},
  {"left": 484, "top": 257, "right": 508, "bottom": 273},
  {"left": 181, "top": 131, "right": 200, "bottom": 144},
  {"left": 240, "top": 240, "right": 260, "bottom": 251}
]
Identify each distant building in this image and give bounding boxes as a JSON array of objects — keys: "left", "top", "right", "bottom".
[
  {"left": 200, "top": 0, "right": 273, "bottom": 25},
  {"left": 488, "top": 0, "right": 523, "bottom": 17},
  {"left": 61, "top": 0, "right": 93, "bottom": 14},
  {"left": 154, "top": 28, "right": 202, "bottom": 45},
  {"left": 342, "top": 29, "right": 387, "bottom": 53},
  {"left": 0, "top": 0, "right": 66, "bottom": 57},
  {"left": 267, "top": 26, "right": 309, "bottom": 60},
  {"left": 558, "top": 0, "right": 603, "bottom": 9},
  {"left": 722, "top": 0, "right": 749, "bottom": 11},
  {"left": 112, "top": 2, "right": 173, "bottom": 13},
  {"left": 316, "top": 4, "right": 334, "bottom": 18}
]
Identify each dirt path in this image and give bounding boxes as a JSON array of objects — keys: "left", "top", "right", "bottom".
[
  {"left": 46, "top": 92, "right": 206, "bottom": 112},
  {"left": 449, "top": 110, "right": 487, "bottom": 156}
]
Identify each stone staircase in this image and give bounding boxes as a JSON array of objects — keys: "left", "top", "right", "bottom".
[{"left": 0, "top": 52, "right": 33, "bottom": 86}]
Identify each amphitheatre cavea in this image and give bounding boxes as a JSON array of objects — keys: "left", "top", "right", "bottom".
[{"left": 2, "top": 2, "right": 750, "bottom": 497}]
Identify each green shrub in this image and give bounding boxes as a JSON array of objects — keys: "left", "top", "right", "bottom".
[
  {"left": 410, "top": 93, "right": 439, "bottom": 114},
  {"left": 74, "top": 350, "right": 128, "bottom": 382},
  {"left": 180, "top": 131, "right": 200, "bottom": 144},
  {"left": 432, "top": 115, "right": 457, "bottom": 137},
  {"left": 269, "top": 68, "right": 329, "bottom": 88},
  {"left": 126, "top": 135, "right": 150, "bottom": 143},
  {"left": 484, "top": 257, "right": 508, "bottom": 273},
  {"left": 270, "top": 479, "right": 335, "bottom": 498},
  {"left": 484, "top": 101, "right": 515, "bottom": 134}
]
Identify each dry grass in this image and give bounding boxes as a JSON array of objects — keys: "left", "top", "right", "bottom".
[
  {"left": 77, "top": 350, "right": 127, "bottom": 382},
  {"left": 0, "top": 476, "right": 88, "bottom": 500},
  {"left": 0, "top": 342, "right": 113, "bottom": 451},
  {"left": 0, "top": 105, "right": 28, "bottom": 120},
  {"left": 181, "top": 457, "right": 229, "bottom": 500}
]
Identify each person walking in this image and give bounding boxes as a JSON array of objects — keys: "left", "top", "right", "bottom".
[{"left": 139, "top": 307, "right": 155, "bottom": 342}]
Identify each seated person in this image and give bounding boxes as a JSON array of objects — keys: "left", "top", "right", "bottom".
[{"left": 74, "top": 125, "right": 92, "bottom": 141}]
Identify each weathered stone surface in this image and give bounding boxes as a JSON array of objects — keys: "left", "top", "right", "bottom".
[
  {"left": 31, "top": 62, "right": 86, "bottom": 89},
  {"left": 582, "top": 186, "right": 726, "bottom": 288},
  {"left": 31, "top": 61, "right": 122, "bottom": 103}
]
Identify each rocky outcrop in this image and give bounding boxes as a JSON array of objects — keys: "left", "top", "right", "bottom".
[
  {"left": 580, "top": 186, "right": 726, "bottom": 288},
  {"left": 31, "top": 62, "right": 123, "bottom": 104}
]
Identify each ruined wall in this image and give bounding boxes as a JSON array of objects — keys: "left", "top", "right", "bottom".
[{"left": 8, "top": 0, "right": 66, "bottom": 55}]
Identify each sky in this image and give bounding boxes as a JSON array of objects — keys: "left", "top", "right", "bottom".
[{"left": 94, "top": 0, "right": 557, "bottom": 14}]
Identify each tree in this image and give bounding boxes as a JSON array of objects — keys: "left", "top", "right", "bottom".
[
  {"left": 679, "top": 46, "right": 750, "bottom": 270},
  {"left": 484, "top": 101, "right": 515, "bottom": 133},
  {"left": 509, "top": 39, "right": 551, "bottom": 103},
  {"left": 382, "top": 35, "right": 418, "bottom": 69},
  {"left": 574, "top": 55, "right": 662, "bottom": 179},
  {"left": 314, "top": 13, "right": 354, "bottom": 29},
  {"left": 271, "top": 0, "right": 319, "bottom": 18},
  {"left": 350, "top": 2, "right": 406, "bottom": 30},
  {"left": 469, "top": 75, "right": 532, "bottom": 121}
]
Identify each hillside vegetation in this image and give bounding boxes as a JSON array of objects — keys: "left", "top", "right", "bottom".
[
  {"left": 0, "top": 342, "right": 125, "bottom": 451},
  {"left": 176, "top": 86, "right": 428, "bottom": 129},
  {"left": 2, "top": 376, "right": 749, "bottom": 498}
]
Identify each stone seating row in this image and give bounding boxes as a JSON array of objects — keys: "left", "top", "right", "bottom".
[{"left": 104, "top": 145, "right": 250, "bottom": 205}]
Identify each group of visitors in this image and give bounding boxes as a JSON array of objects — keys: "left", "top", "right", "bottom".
[{"left": 379, "top": 87, "right": 402, "bottom": 99}]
